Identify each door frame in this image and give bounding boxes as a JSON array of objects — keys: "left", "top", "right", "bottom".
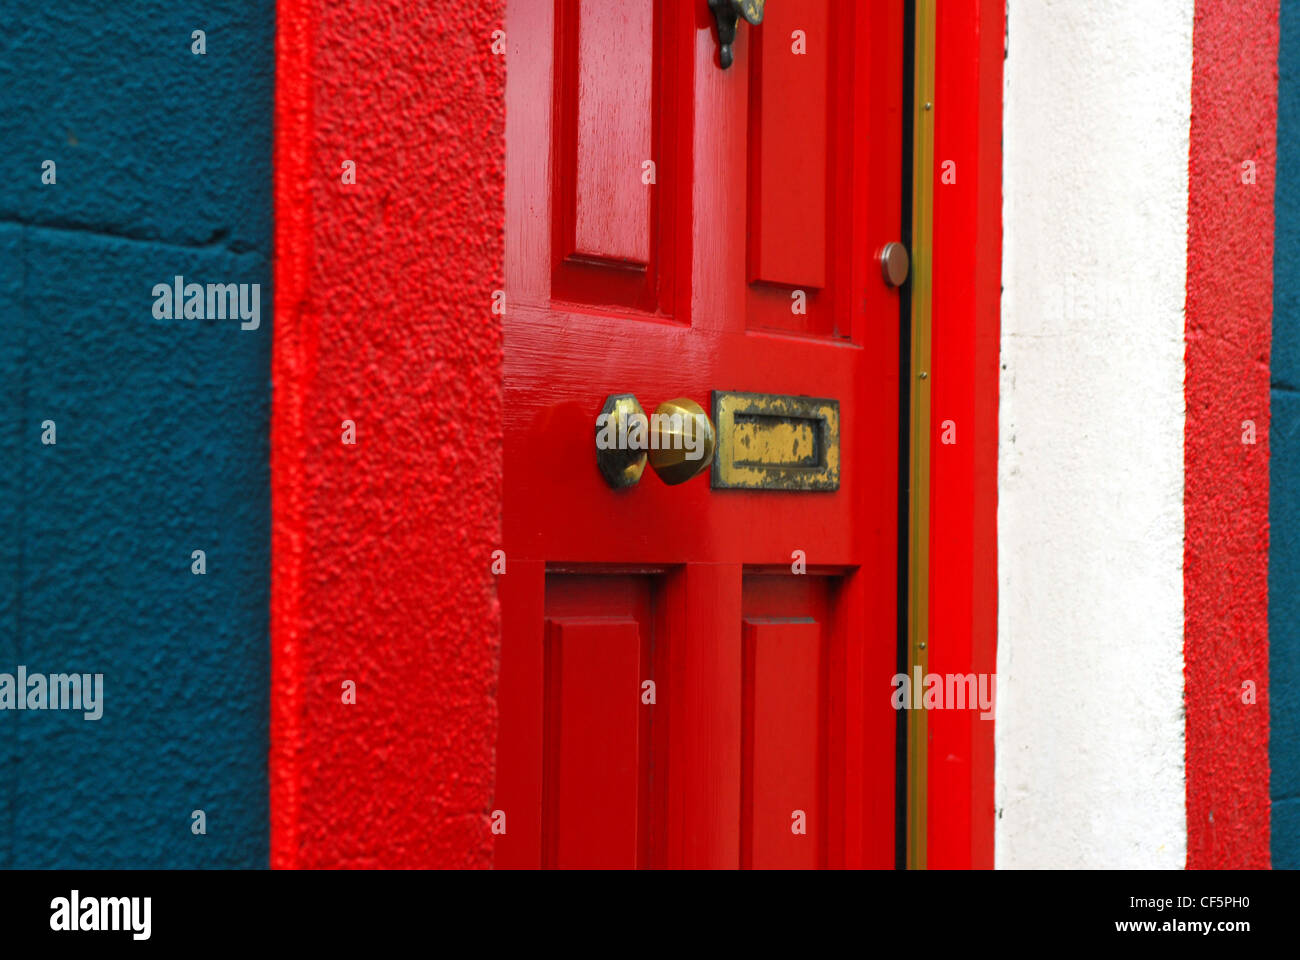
[{"left": 908, "top": 0, "right": 1002, "bottom": 869}]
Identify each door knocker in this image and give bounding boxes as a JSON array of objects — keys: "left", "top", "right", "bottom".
[{"left": 708, "top": 0, "right": 765, "bottom": 69}]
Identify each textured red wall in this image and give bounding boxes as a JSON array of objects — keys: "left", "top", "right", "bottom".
[
  {"left": 1185, "top": 0, "right": 1275, "bottom": 869},
  {"left": 271, "top": 0, "right": 504, "bottom": 867}
]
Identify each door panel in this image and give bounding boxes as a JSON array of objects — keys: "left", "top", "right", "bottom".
[
  {"left": 497, "top": 572, "right": 662, "bottom": 869},
  {"left": 748, "top": 0, "right": 830, "bottom": 292},
  {"left": 743, "top": 617, "right": 824, "bottom": 868},
  {"left": 501, "top": 0, "right": 903, "bottom": 869},
  {"left": 542, "top": 576, "right": 657, "bottom": 867},
  {"left": 569, "top": 2, "right": 654, "bottom": 266},
  {"left": 545, "top": 619, "right": 642, "bottom": 867},
  {"left": 551, "top": 0, "right": 682, "bottom": 313},
  {"left": 739, "top": 574, "right": 836, "bottom": 868}
]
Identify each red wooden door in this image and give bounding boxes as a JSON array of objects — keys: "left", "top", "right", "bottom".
[{"left": 498, "top": 0, "right": 903, "bottom": 868}]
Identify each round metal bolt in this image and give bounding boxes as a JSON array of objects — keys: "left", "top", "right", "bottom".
[{"left": 879, "top": 241, "right": 910, "bottom": 287}]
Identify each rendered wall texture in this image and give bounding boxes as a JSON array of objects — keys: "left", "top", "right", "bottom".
[
  {"left": 0, "top": 1, "right": 274, "bottom": 866},
  {"left": 1272, "top": 0, "right": 1300, "bottom": 871},
  {"left": 1185, "top": 0, "right": 1275, "bottom": 870},
  {"left": 270, "top": 0, "right": 505, "bottom": 867},
  {"left": 998, "top": 0, "right": 1191, "bottom": 868}
]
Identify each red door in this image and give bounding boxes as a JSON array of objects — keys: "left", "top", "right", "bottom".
[{"left": 498, "top": 0, "right": 904, "bottom": 868}]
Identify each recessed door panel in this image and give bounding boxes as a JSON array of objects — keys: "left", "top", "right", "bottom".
[
  {"left": 742, "top": 618, "right": 824, "bottom": 868},
  {"left": 748, "top": 0, "right": 830, "bottom": 291},
  {"left": 570, "top": 1, "right": 653, "bottom": 265},
  {"left": 550, "top": 0, "right": 680, "bottom": 314},
  {"left": 741, "top": 572, "right": 835, "bottom": 868},
  {"left": 499, "top": 573, "right": 659, "bottom": 868},
  {"left": 544, "top": 618, "right": 642, "bottom": 866},
  {"left": 746, "top": 0, "right": 854, "bottom": 339}
]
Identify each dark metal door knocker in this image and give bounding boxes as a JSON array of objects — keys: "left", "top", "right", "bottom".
[{"left": 708, "top": 0, "right": 765, "bottom": 69}]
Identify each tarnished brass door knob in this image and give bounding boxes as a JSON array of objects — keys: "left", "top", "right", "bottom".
[
  {"left": 595, "top": 395, "right": 716, "bottom": 488},
  {"left": 595, "top": 394, "right": 648, "bottom": 489}
]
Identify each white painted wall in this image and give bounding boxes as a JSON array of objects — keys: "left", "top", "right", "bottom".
[{"left": 997, "top": 0, "right": 1190, "bottom": 868}]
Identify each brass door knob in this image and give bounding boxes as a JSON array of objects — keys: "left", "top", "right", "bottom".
[
  {"left": 648, "top": 398, "right": 716, "bottom": 485},
  {"left": 595, "top": 395, "right": 716, "bottom": 488}
]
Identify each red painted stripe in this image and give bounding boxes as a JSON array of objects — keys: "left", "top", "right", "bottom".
[
  {"left": 1185, "top": 0, "right": 1276, "bottom": 868},
  {"left": 270, "top": 0, "right": 314, "bottom": 870},
  {"left": 927, "top": 0, "right": 1002, "bottom": 868}
]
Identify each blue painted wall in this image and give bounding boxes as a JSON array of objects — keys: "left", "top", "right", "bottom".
[
  {"left": 1273, "top": 0, "right": 1300, "bottom": 872},
  {"left": 0, "top": 2, "right": 272, "bottom": 866}
]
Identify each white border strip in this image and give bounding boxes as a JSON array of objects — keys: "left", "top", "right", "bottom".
[{"left": 996, "top": 0, "right": 1190, "bottom": 868}]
